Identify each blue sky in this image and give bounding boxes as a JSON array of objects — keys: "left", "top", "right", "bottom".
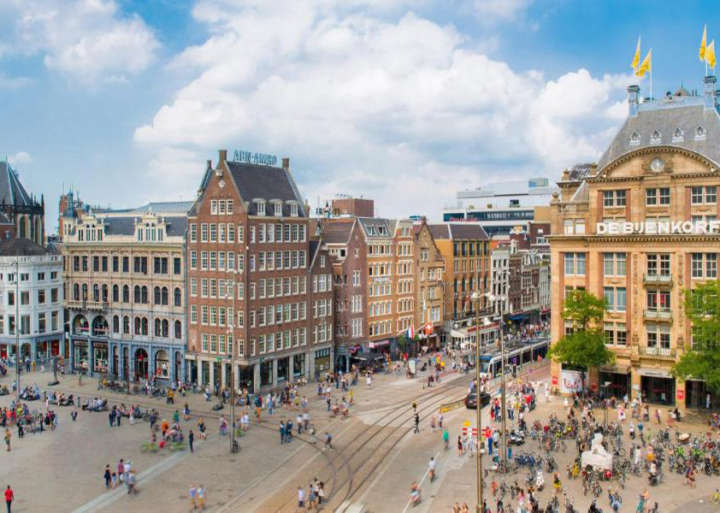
[{"left": 0, "top": 0, "right": 717, "bottom": 233}]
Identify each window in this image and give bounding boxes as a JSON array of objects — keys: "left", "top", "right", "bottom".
[
  {"left": 603, "top": 253, "right": 626, "bottom": 276},
  {"left": 604, "top": 287, "right": 626, "bottom": 312},
  {"left": 646, "top": 188, "right": 670, "bottom": 205},
  {"left": 696, "top": 126, "right": 706, "bottom": 140},
  {"left": 691, "top": 253, "right": 717, "bottom": 279},
  {"left": 564, "top": 253, "right": 585, "bottom": 275},
  {"left": 37, "top": 289, "right": 45, "bottom": 304},
  {"left": 174, "top": 257, "right": 181, "bottom": 274},
  {"left": 604, "top": 322, "right": 627, "bottom": 345},
  {"left": 603, "top": 190, "right": 626, "bottom": 207},
  {"left": 647, "top": 324, "right": 671, "bottom": 349},
  {"left": 691, "top": 185, "right": 717, "bottom": 204},
  {"left": 190, "top": 224, "right": 197, "bottom": 242},
  {"left": 647, "top": 253, "right": 671, "bottom": 276},
  {"left": 647, "top": 289, "right": 671, "bottom": 311},
  {"left": 650, "top": 130, "right": 661, "bottom": 144},
  {"left": 210, "top": 199, "right": 218, "bottom": 215}
]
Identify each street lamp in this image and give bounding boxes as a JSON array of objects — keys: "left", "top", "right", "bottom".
[
  {"left": 486, "top": 292, "right": 508, "bottom": 473},
  {"left": 602, "top": 381, "right": 611, "bottom": 431},
  {"left": 471, "top": 290, "right": 483, "bottom": 513}
]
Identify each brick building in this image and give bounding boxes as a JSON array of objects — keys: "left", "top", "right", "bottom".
[
  {"left": 186, "top": 151, "right": 333, "bottom": 392},
  {"left": 412, "top": 218, "right": 445, "bottom": 348}
]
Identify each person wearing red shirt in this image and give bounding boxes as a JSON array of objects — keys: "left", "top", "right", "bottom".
[{"left": 4, "top": 485, "right": 13, "bottom": 513}]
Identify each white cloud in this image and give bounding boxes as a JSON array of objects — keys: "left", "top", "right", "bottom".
[
  {"left": 8, "top": 151, "right": 32, "bottom": 165},
  {"left": 474, "top": 0, "right": 534, "bottom": 22},
  {"left": 0, "top": 73, "right": 31, "bottom": 89},
  {"left": 135, "top": 0, "right": 631, "bottom": 219},
  {"left": 3, "top": 0, "right": 158, "bottom": 84}
]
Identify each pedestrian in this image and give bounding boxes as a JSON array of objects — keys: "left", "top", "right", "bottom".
[
  {"left": 297, "top": 486, "right": 306, "bottom": 510},
  {"left": 324, "top": 432, "right": 333, "bottom": 450},
  {"left": 109, "top": 409, "right": 115, "bottom": 428},
  {"left": 4, "top": 485, "right": 13, "bottom": 513},
  {"left": 104, "top": 465, "right": 112, "bottom": 488},
  {"left": 117, "top": 459, "right": 125, "bottom": 483},
  {"left": 111, "top": 472, "right": 118, "bottom": 489},
  {"left": 414, "top": 413, "right": 420, "bottom": 433},
  {"left": 189, "top": 430, "right": 194, "bottom": 453},
  {"left": 3, "top": 429, "right": 9, "bottom": 452},
  {"left": 71, "top": 409, "right": 78, "bottom": 422},
  {"left": 189, "top": 485, "right": 197, "bottom": 510},
  {"left": 196, "top": 485, "right": 206, "bottom": 510}
]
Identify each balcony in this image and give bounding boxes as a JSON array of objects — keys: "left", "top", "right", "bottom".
[
  {"left": 640, "top": 346, "right": 676, "bottom": 359},
  {"left": 644, "top": 308, "right": 673, "bottom": 322},
  {"left": 643, "top": 273, "right": 673, "bottom": 286}
]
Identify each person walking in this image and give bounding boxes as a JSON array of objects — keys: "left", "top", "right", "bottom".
[
  {"left": 189, "top": 430, "right": 194, "bottom": 453},
  {"left": 414, "top": 413, "right": 420, "bottom": 434},
  {"left": 4, "top": 485, "right": 13, "bottom": 513},
  {"left": 104, "top": 465, "right": 112, "bottom": 488},
  {"left": 3, "top": 429, "right": 9, "bottom": 452},
  {"left": 189, "top": 485, "right": 197, "bottom": 511},
  {"left": 196, "top": 485, "right": 205, "bottom": 510}
]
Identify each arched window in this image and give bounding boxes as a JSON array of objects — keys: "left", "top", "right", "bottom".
[
  {"left": 154, "top": 318, "right": 162, "bottom": 337},
  {"left": 162, "top": 319, "right": 169, "bottom": 337},
  {"left": 134, "top": 286, "right": 141, "bottom": 303},
  {"left": 161, "top": 287, "right": 168, "bottom": 305},
  {"left": 123, "top": 285, "right": 129, "bottom": 303},
  {"left": 82, "top": 283, "right": 88, "bottom": 301},
  {"left": 113, "top": 315, "right": 119, "bottom": 333},
  {"left": 154, "top": 286, "right": 161, "bottom": 305},
  {"left": 142, "top": 317, "right": 148, "bottom": 335},
  {"left": 123, "top": 316, "right": 130, "bottom": 334},
  {"left": 141, "top": 286, "right": 148, "bottom": 304},
  {"left": 696, "top": 126, "right": 706, "bottom": 140},
  {"left": 174, "top": 288, "right": 181, "bottom": 307},
  {"left": 93, "top": 284, "right": 100, "bottom": 302},
  {"left": 650, "top": 130, "right": 661, "bottom": 144},
  {"left": 630, "top": 131, "right": 640, "bottom": 146},
  {"left": 102, "top": 284, "right": 108, "bottom": 302},
  {"left": 73, "top": 283, "right": 80, "bottom": 301},
  {"left": 174, "top": 320, "right": 182, "bottom": 339},
  {"left": 673, "top": 128, "right": 684, "bottom": 142},
  {"left": 134, "top": 317, "right": 141, "bottom": 335},
  {"left": 112, "top": 285, "right": 119, "bottom": 302}
]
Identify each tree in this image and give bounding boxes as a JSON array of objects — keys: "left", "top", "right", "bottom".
[
  {"left": 672, "top": 280, "right": 720, "bottom": 394},
  {"left": 548, "top": 290, "right": 615, "bottom": 391}
]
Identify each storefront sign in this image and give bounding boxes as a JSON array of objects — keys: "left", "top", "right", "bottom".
[
  {"left": 596, "top": 220, "right": 720, "bottom": 235},
  {"left": 560, "top": 369, "right": 583, "bottom": 394}
]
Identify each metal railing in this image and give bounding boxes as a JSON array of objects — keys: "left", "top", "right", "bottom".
[{"left": 643, "top": 308, "right": 672, "bottom": 322}]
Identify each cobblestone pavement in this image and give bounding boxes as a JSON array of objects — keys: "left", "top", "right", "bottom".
[{"left": 1, "top": 361, "right": 718, "bottom": 513}]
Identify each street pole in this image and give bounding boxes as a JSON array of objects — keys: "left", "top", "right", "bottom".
[
  {"left": 473, "top": 293, "right": 483, "bottom": 513},
  {"left": 229, "top": 271, "right": 237, "bottom": 452},
  {"left": 15, "top": 256, "right": 19, "bottom": 400},
  {"left": 500, "top": 321, "right": 507, "bottom": 471}
]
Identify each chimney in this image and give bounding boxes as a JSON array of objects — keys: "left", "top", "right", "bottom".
[
  {"left": 218, "top": 149, "right": 227, "bottom": 163},
  {"left": 704, "top": 75, "right": 717, "bottom": 109},
  {"left": 282, "top": 157, "right": 290, "bottom": 170},
  {"left": 627, "top": 85, "right": 640, "bottom": 116}
]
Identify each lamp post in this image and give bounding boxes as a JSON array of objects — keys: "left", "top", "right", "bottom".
[
  {"left": 602, "top": 381, "right": 611, "bottom": 431},
  {"left": 471, "top": 291, "right": 483, "bottom": 513},
  {"left": 485, "top": 292, "right": 508, "bottom": 472},
  {"left": 14, "top": 256, "right": 20, "bottom": 400}
]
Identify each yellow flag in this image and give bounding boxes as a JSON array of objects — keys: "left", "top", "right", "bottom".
[
  {"left": 707, "top": 40, "right": 716, "bottom": 69},
  {"left": 631, "top": 36, "right": 641, "bottom": 71},
  {"left": 700, "top": 25, "right": 707, "bottom": 61},
  {"left": 635, "top": 49, "right": 652, "bottom": 78}
]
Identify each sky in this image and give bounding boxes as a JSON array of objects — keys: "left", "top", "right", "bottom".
[{"left": 0, "top": 0, "right": 717, "bottom": 233}]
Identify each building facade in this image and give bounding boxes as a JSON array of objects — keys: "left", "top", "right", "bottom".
[
  {"left": 62, "top": 202, "right": 190, "bottom": 381},
  {"left": 0, "top": 239, "right": 63, "bottom": 361},
  {"left": 186, "top": 151, "right": 334, "bottom": 392},
  {"left": 550, "top": 78, "right": 720, "bottom": 408},
  {"left": 444, "top": 178, "right": 558, "bottom": 237},
  {"left": 429, "top": 223, "right": 497, "bottom": 348},
  {"left": 412, "top": 219, "right": 445, "bottom": 348}
]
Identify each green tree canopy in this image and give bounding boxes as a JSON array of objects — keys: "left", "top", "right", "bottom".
[
  {"left": 673, "top": 280, "right": 720, "bottom": 394},
  {"left": 549, "top": 290, "right": 615, "bottom": 387}
]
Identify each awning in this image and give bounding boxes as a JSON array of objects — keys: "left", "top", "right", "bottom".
[
  {"left": 599, "top": 364, "right": 631, "bottom": 374},
  {"left": 369, "top": 340, "right": 390, "bottom": 349},
  {"left": 637, "top": 367, "right": 673, "bottom": 379},
  {"left": 507, "top": 313, "right": 530, "bottom": 321}
]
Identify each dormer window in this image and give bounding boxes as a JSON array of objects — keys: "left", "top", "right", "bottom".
[
  {"left": 255, "top": 200, "right": 266, "bottom": 216},
  {"left": 696, "top": 126, "right": 706, "bottom": 141},
  {"left": 672, "top": 128, "right": 684, "bottom": 143},
  {"left": 650, "top": 130, "right": 661, "bottom": 144},
  {"left": 289, "top": 202, "right": 298, "bottom": 217},
  {"left": 273, "top": 200, "right": 283, "bottom": 217},
  {"left": 629, "top": 132, "right": 640, "bottom": 146}
]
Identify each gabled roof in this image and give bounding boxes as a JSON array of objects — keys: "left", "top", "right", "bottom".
[
  {"left": 320, "top": 220, "right": 354, "bottom": 244},
  {"left": 0, "top": 238, "right": 47, "bottom": 256},
  {"left": 0, "top": 161, "right": 38, "bottom": 208},
  {"left": 428, "top": 223, "right": 488, "bottom": 241},
  {"left": 357, "top": 217, "right": 394, "bottom": 238},
  {"left": 597, "top": 96, "right": 720, "bottom": 171},
  {"left": 226, "top": 161, "right": 306, "bottom": 217},
  {"left": 98, "top": 215, "right": 188, "bottom": 237}
]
